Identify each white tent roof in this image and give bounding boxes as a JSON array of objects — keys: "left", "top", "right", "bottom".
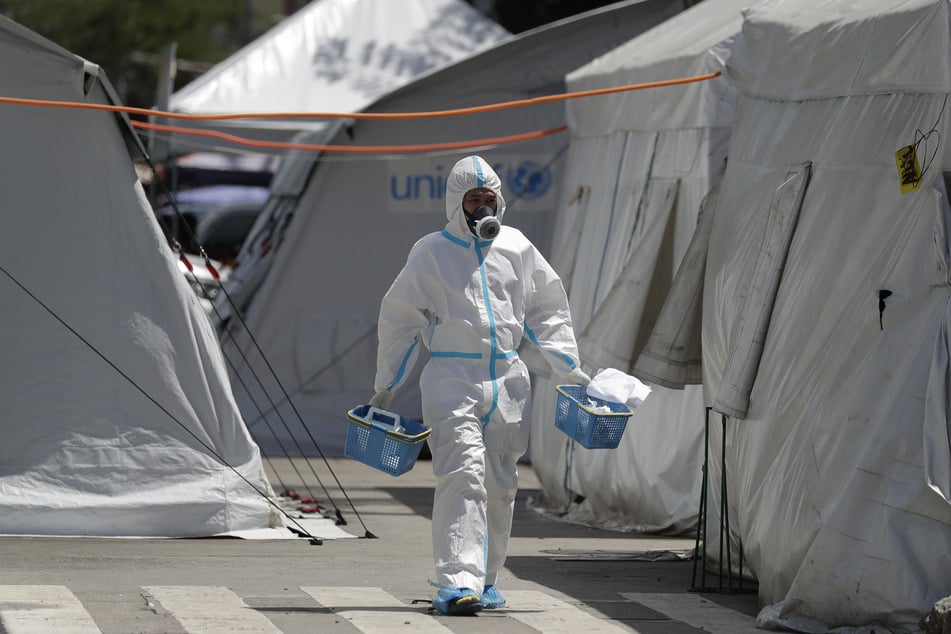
[
  {"left": 164, "top": 0, "right": 509, "bottom": 153},
  {"left": 646, "top": 0, "right": 951, "bottom": 629},
  {"left": 0, "top": 16, "right": 277, "bottom": 537},
  {"left": 524, "top": 0, "right": 749, "bottom": 534},
  {"left": 212, "top": 0, "right": 687, "bottom": 457}
]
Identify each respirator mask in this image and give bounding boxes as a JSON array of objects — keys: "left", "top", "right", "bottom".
[{"left": 465, "top": 205, "right": 501, "bottom": 240}]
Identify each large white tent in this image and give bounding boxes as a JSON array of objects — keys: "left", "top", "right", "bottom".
[
  {"left": 212, "top": 0, "right": 689, "bottom": 456},
  {"left": 0, "top": 16, "right": 277, "bottom": 537},
  {"left": 164, "top": 0, "right": 510, "bottom": 155},
  {"left": 526, "top": 0, "right": 750, "bottom": 534},
  {"left": 643, "top": 0, "right": 951, "bottom": 629}
]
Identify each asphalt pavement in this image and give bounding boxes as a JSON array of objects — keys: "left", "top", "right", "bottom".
[{"left": 0, "top": 456, "right": 762, "bottom": 633}]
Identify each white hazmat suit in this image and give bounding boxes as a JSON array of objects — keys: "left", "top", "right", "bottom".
[{"left": 374, "top": 155, "right": 584, "bottom": 596}]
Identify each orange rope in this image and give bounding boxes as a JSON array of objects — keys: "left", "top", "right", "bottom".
[
  {"left": 134, "top": 120, "right": 568, "bottom": 153},
  {"left": 0, "top": 71, "right": 720, "bottom": 122},
  {"left": 0, "top": 70, "right": 719, "bottom": 154}
]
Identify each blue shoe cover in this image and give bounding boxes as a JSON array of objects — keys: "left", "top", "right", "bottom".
[
  {"left": 433, "top": 587, "right": 483, "bottom": 616},
  {"left": 481, "top": 584, "right": 506, "bottom": 609}
]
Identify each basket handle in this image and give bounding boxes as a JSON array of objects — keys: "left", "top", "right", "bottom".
[{"left": 366, "top": 406, "right": 403, "bottom": 432}]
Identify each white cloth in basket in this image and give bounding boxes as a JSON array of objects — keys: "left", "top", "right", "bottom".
[{"left": 586, "top": 368, "right": 652, "bottom": 410}]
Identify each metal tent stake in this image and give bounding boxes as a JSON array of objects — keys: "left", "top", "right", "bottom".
[{"left": 690, "top": 407, "right": 756, "bottom": 594}]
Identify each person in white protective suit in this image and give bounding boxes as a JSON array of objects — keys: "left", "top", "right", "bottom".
[{"left": 369, "top": 155, "right": 590, "bottom": 616}]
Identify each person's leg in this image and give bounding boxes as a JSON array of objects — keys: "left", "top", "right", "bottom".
[
  {"left": 482, "top": 431, "right": 521, "bottom": 588},
  {"left": 481, "top": 438, "right": 519, "bottom": 610},
  {"left": 428, "top": 415, "right": 487, "bottom": 593},
  {"left": 421, "top": 361, "right": 489, "bottom": 596},
  {"left": 481, "top": 360, "right": 531, "bottom": 605},
  {"left": 485, "top": 423, "right": 528, "bottom": 585}
]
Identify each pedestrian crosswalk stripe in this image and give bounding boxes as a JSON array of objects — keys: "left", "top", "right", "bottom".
[
  {"left": 301, "top": 586, "right": 452, "bottom": 632},
  {"left": 144, "top": 586, "right": 281, "bottom": 634},
  {"left": 0, "top": 585, "right": 101, "bottom": 634},
  {"left": 0, "top": 584, "right": 753, "bottom": 633},
  {"left": 503, "top": 590, "right": 631, "bottom": 633},
  {"left": 622, "top": 592, "right": 760, "bottom": 633}
]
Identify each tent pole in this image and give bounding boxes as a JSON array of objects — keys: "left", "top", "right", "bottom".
[
  {"left": 689, "top": 407, "right": 756, "bottom": 595},
  {"left": 722, "top": 413, "right": 732, "bottom": 591},
  {"left": 690, "top": 407, "right": 711, "bottom": 590}
]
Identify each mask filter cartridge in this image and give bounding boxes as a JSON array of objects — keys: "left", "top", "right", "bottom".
[{"left": 466, "top": 205, "right": 501, "bottom": 240}]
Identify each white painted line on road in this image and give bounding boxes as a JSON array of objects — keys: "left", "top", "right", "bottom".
[
  {"left": 0, "top": 585, "right": 101, "bottom": 634},
  {"left": 144, "top": 586, "right": 281, "bottom": 633},
  {"left": 302, "top": 586, "right": 451, "bottom": 633},
  {"left": 504, "top": 590, "right": 631, "bottom": 633},
  {"left": 621, "top": 592, "right": 760, "bottom": 633}
]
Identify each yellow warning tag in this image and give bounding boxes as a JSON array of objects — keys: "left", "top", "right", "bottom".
[{"left": 895, "top": 145, "right": 922, "bottom": 194}]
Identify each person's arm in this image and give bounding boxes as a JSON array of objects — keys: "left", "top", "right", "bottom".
[
  {"left": 522, "top": 247, "right": 588, "bottom": 385},
  {"left": 373, "top": 244, "right": 432, "bottom": 404}
]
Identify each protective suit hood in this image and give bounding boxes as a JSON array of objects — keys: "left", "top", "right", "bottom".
[{"left": 445, "top": 155, "right": 507, "bottom": 240}]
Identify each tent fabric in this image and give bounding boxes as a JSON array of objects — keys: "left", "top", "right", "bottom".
[
  {"left": 633, "top": 179, "right": 720, "bottom": 388},
  {"left": 565, "top": 0, "right": 739, "bottom": 136},
  {"left": 213, "top": 0, "right": 686, "bottom": 458},
  {"left": 524, "top": 0, "right": 747, "bottom": 532},
  {"left": 727, "top": 0, "right": 951, "bottom": 101},
  {"left": 926, "top": 304, "right": 951, "bottom": 503},
  {"left": 576, "top": 176, "right": 680, "bottom": 372},
  {"left": 164, "top": 0, "right": 509, "bottom": 155},
  {"left": 711, "top": 161, "right": 811, "bottom": 419},
  {"left": 170, "top": 0, "right": 507, "bottom": 114},
  {"left": 692, "top": 0, "right": 951, "bottom": 630},
  {"left": 0, "top": 16, "right": 277, "bottom": 537}
]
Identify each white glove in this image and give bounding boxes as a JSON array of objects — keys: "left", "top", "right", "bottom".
[
  {"left": 561, "top": 367, "right": 591, "bottom": 386},
  {"left": 369, "top": 390, "right": 393, "bottom": 410}
]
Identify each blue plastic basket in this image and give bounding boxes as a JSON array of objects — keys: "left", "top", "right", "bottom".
[
  {"left": 345, "top": 405, "right": 432, "bottom": 476},
  {"left": 554, "top": 385, "right": 632, "bottom": 449}
]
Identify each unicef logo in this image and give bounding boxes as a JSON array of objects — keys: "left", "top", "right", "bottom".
[{"left": 506, "top": 161, "right": 551, "bottom": 200}]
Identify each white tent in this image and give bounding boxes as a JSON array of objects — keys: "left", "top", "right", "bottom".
[
  {"left": 526, "top": 0, "right": 750, "bottom": 535},
  {"left": 644, "top": 0, "right": 951, "bottom": 629},
  {"left": 213, "top": 0, "right": 689, "bottom": 456},
  {"left": 0, "top": 16, "right": 278, "bottom": 537},
  {"left": 164, "top": 0, "right": 510, "bottom": 154}
]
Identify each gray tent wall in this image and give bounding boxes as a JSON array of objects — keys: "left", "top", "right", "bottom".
[
  {"left": 217, "top": 0, "right": 689, "bottom": 456},
  {"left": 645, "top": 0, "right": 951, "bottom": 629},
  {"left": 526, "top": 0, "right": 748, "bottom": 534},
  {"left": 0, "top": 17, "right": 276, "bottom": 536}
]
